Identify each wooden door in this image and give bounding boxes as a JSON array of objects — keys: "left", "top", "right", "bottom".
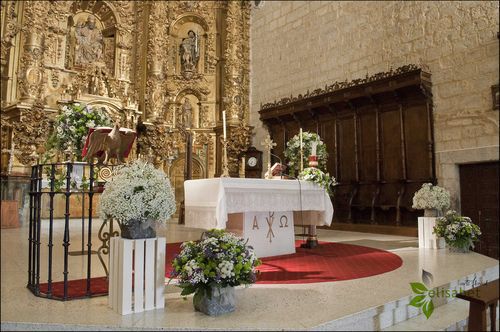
[{"left": 459, "top": 162, "right": 499, "bottom": 259}]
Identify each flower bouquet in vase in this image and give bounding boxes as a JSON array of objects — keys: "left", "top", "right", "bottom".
[
  {"left": 412, "top": 183, "right": 451, "bottom": 249},
  {"left": 169, "top": 229, "right": 261, "bottom": 316},
  {"left": 99, "top": 160, "right": 176, "bottom": 239},
  {"left": 45, "top": 102, "right": 111, "bottom": 161},
  {"left": 433, "top": 210, "right": 481, "bottom": 253}
]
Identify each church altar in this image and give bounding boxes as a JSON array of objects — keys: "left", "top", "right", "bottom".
[{"left": 184, "top": 178, "right": 333, "bottom": 257}]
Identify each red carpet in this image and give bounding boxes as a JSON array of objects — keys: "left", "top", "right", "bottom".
[
  {"left": 38, "top": 276, "right": 108, "bottom": 299},
  {"left": 38, "top": 240, "right": 402, "bottom": 299},
  {"left": 166, "top": 240, "right": 403, "bottom": 284}
]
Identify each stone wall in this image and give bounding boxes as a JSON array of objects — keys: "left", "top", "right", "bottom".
[{"left": 250, "top": 1, "right": 499, "bottom": 209}]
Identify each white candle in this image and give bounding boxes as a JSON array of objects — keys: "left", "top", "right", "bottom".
[
  {"left": 222, "top": 111, "right": 227, "bottom": 140},
  {"left": 312, "top": 140, "right": 318, "bottom": 156}
]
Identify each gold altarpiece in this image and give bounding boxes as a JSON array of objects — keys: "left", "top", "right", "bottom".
[{"left": 1, "top": 1, "right": 253, "bottom": 212}]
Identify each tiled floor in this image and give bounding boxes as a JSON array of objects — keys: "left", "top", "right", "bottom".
[{"left": 1, "top": 218, "right": 498, "bottom": 330}]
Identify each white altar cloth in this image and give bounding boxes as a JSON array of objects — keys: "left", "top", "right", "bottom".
[{"left": 184, "top": 178, "right": 333, "bottom": 230}]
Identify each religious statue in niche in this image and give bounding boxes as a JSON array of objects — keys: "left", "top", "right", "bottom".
[
  {"left": 75, "top": 16, "right": 104, "bottom": 66},
  {"left": 179, "top": 30, "right": 199, "bottom": 74},
  {"left": 182, "top": 98, "right": 194, "bottom": 128}
]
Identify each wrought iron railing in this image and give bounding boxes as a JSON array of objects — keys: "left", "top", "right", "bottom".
[{"left": 27, "top": 162, "right": 120, "bottom": 300}]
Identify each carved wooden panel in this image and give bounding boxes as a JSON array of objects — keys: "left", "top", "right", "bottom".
[
  {"left": 380, "top": 108, "right": 403, "bottom": 180},
  {"left": 338, "top": 115, "right": 356, "bottom": 182},
  {"left": 358, "top": 109, "right": 377, "bottom": 182},
  {"left": 260, "top": 66, "right": 435, "bottom": 228}
]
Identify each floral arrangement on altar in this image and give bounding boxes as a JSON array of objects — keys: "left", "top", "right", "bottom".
[
  {"left": 46, "top": 102, "right": 111, "bottom": 160},
  {"left": 433, "top": 210, "right": 481, "bottom": 252},
  {"left": 284, "top": 131, "right": 328, "bottom": 177},
  {"left": 99, "top": 160, "right": 176, "bottom": 235},
  {"left": 412, "top": 183, "right": 451, "bottom": 215},
  {"left": 299, "top": 167, "right": 336, "bottom": 195},
  {"left": 170, "top": 229, "right": 261, "bottom": 299}
]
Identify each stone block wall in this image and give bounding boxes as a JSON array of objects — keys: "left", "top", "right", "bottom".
[{"left": 250, "top": 1, "right": 499, "bottom": 209}]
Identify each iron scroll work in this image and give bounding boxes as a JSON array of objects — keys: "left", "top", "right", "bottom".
[{"left": 27, "top": 161, "right": 121, "bottom": 301}]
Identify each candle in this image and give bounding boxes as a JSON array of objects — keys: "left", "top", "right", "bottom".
[
  {"left": 312, "top": 140, "right": 318, "bottom": 156},
  {"left": 222, "top": 111, "right": 227, "bottom": 140}
]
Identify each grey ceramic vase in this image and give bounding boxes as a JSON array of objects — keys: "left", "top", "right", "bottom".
[
  {"left": 120, "top": 219, "right": 156, "bottom": 239},
  {"left": 193, "top": 287, "right": 235, "bottom": 316},
  {"left": 424, "top": 209, "right": 438, "bottom": 217}
]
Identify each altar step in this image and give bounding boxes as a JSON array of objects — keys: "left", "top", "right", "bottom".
[
  {"left": 311, "top": 264, "right": 499, "bottom": 331},
  {"left": 383, "top": 299, "right": 499, "bottom": 331}
]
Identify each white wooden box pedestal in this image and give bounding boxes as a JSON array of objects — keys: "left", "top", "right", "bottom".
[
  {"left": 418, "top": 217, "right": 445, "bottom": 249},
  {"left": 108, "top": 237, "right": 166, "bottom": 315}
]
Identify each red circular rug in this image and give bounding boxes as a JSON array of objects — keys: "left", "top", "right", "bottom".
[{"left": 166, "top": 240, "right": 403, "bottom": 284}]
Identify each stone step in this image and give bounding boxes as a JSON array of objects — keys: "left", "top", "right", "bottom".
[
  {"left": 311, "top": 265, "right": 499, "bottom": 331},
  {"left": 383, "top": 299, "right": 499, "bottom": 331}
]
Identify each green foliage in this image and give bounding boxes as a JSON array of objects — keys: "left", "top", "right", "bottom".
[
  {"left": 169, "top": 229, "right": 261, "bottom": 298},
  {"left": 433, "top": 210, "right": 481, "bottom": 251},
  {"left": 298, "top": 167, "right": 336, "bottom": 195},
  {"left": 46, "top": 102, "right": 111, "bottom": 161},
  {"left": 284, "top": 131, "right": 328, "bottom": 177}
]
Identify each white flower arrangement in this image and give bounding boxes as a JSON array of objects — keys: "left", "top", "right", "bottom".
[
  {"left": 298, "top": 167, "right": 336, "bottom": 195},
  {"left": 412, "top": 183, "right": 451, "bottom": 212},
  {"left": 433, "top": 210, "right": 481, "bottom": 251},
  {"left": 170, "top": 229, "right": 261, "bottom": 298},
  {"left": 46, "top": 102, "right": 111, "bottom": 159},
  {"left": 284, "top": 131, "right": 328, "bottom": 177},
  {"left": 99, "top": 160, "right": 176, "bottom": 225}
]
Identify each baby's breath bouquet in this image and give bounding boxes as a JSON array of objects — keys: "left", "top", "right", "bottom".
[
  {"left": 99, "top": 160, "right": 176, "bottom": 226},
  {"left": 299, "top": 167, "right": 336, "bottom": 195},
  {"left": 433, "top": 210, "right": 481, "bottom": 252},
  {"left": 412, "top": 183, "right": 451, "bottom": 215},
  {"left": 284, "top": 132, "right": 328, "bottom": 177},
  {"left": 170, "top": 229, "right": 261, "bottom": 299}
]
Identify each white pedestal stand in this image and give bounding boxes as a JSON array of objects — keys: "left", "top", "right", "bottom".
[
  {"left": 109, "top": 237, "right": 166, "bottom": 315},
  {"left": 418, "top": 217, "right": 446, "bottom": 249}
]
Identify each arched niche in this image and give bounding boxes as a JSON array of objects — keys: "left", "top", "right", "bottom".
[
  {"left": 175, "top": 88, "right": 206, "bottom": 129},
  {"left": 66, "top": 1, "right": 120, "bottom": 75},
  {"left": 170, "top": 14, "right": 209, "bottom": 75}
]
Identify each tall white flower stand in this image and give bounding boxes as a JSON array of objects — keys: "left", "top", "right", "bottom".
[
  {"left": 108, "top": 237, "right": 166, "bottom": 315},
  {"left": 418, "top": 217, "right": 446, "bottom": 249}
]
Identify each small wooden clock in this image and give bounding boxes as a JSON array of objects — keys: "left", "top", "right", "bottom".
[{"left": 244, "top": 146, "right": 263, "bottom": 178}]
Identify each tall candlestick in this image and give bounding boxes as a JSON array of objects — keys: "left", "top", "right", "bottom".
[
  {"left": 299, "top": 128, "right": 303, "bottom": 171},
  {"left": 222, "top": 111, "right": 227, "bottom": 140},
  {"left": 299, "top": 128, "right": 303, "bottom": 151}
]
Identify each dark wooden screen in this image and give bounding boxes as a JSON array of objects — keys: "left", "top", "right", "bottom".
[
  {"left": 259, "top": 67, "right": 436, "bottom": 227},
  {"left": 460, "top": 162, "right": 499, "bottom": 259}
]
